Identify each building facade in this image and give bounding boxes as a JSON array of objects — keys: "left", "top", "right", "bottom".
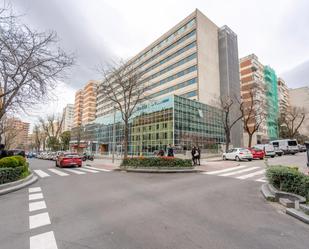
[
  {"left": 73, "top": 80, "right": 98, "bottom": 128},
  {"left": 94, "top": 9, "right": 241, "bottom": 148},
  {"left": 289, "top": 87, "right": 309, "bottom": 137},
  {"left": 71, "top": 95, "right": 225, "bottom": 155},
  {"left": 277, "top": 78, "right": 290, "bottom": 114},
  {"left": 4, "top": 118, "right": 30, "bottom": 149},
  {"left": 239, "top": 54, "right": 279, "bottom": 145},
  {"left": 62, "top": 104, "right": 74, "bottom": 132}
]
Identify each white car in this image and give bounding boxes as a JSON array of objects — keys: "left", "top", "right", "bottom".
[
  {"left": 253, "top": 144, "right": 276, "bottom": 158},
  {"left": 223, "top": 148, "right": 253, "bottom": 161}
]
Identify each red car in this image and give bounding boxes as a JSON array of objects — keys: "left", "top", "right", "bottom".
[
  {"left": 248, "top": 148, "right": 265, "bottom": 160},
  {"left": 55, "top": 153, "right": 82, "bottom": 168}
]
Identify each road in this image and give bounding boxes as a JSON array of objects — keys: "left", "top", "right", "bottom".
[{"left": 0, "top": 157, "right": 308, "bottom": 249}]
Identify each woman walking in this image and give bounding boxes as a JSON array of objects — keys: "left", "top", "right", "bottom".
[{"left": 191, "top": 146, "right": 197, "bottom": 165}]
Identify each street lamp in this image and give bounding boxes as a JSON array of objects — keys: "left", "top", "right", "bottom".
[{"left": 112, "top": 106, "right": 116, "bottom": 164}]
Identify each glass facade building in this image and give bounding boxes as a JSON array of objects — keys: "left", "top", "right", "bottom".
[{"left": 71, "top": 95, "right": 225, "bottom": 156}]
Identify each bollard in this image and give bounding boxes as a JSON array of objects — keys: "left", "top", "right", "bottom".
[{"left": 295, "top": 200, "right": 300, "bottom": 210}]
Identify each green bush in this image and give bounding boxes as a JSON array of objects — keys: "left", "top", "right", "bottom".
[
  {"left": 0, "top": 166, "right": 24, "bottom": 184},
  {"left": 121, "top": 157, "right": 193, "bottom": 168},
  {"left": 11, "top": 155, "right": 26, "bottom": 166},
  {"left": 266, "top": 166, "right": 309, "bottom": 201},
  {"left": 0, "top": 157, "right": 19, "bottom": 168}
]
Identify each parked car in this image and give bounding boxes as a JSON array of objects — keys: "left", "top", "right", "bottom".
[
  {"left": 7, "top": 149, "right": 26, "bottom": 157},
  {"left": 55, "top": 152, "right": 82, "bottom": 168},
  {"left": 248, "top": 148, "right": 265, "bottom": 160},
  {"left": 270, "top": 139, "right": 298, "bottom": 155},
  {"left": 298, "top": 144, "right": 306, "bottom": 152},
  {"left": 253, "top": 144, "right": 276, "bottom": 158},
  {"left": 223, "top": 148, "right": 253, "bottom": 161}
]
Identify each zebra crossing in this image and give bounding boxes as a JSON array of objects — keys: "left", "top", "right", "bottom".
[
  {"left": 201, "top": 165, "right": 267, "bottom": 182},
  {"left": 33, "top": 166, "right": 111, "bottom": 178}
]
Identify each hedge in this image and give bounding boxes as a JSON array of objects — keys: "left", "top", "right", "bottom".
[
  {"left": 0, "top": 166, "right": 24, "bottom": 184},
  {"left": 121, "top": 157, "right": 193, "bottom": 168},
  {"left": 11, "top": 155, "right": 27, "bottom": 166},
  {"left": 0, "top": 157, "right": 19, "bottom": 168},
  {"left": 266, "top": 166, "right": 309, "bottom": 201}
]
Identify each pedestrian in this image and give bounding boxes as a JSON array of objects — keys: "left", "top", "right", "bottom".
[
  {"left": 191, "top": 146, "right": 197, "bottom": 165},
  {"left": 167, "top": 144, "right": 174, "bottom": 157},
  {"left": 196, "top": 147, "right": 201, "bottom": 165}
]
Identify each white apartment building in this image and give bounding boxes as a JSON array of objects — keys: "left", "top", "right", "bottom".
[{"left": 62, "top": 104, "right": 74, "bottom": 132}]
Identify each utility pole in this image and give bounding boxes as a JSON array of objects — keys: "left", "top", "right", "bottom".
[{"left": 112, "top": 106, "right": 116, "bottom": 163}]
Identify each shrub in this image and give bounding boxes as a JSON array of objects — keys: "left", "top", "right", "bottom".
[
  {"left": 0, "top": 166, "right": 24, "bottom": 184},
  {"left": 121, "top": 157, "right": 192, "bottom": 168},
  {"left": 0, "top": 157, "right": 19, "bottom": 168},
  {"left": 266, "top": 166, "right": 309, "bottom": 201},
  {"left": 11, "top": 155, "right": 26, "bottom": 166}
]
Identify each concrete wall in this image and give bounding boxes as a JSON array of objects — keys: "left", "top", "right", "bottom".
[{"left": 196, "top": 9, "right": 221, "bottom": 107}]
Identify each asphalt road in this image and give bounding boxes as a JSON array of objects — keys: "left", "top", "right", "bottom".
[{"left": 1, "top": 158, "right": 309, "bottom": 249}]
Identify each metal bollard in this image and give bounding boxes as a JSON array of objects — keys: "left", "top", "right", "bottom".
[{"left": 305, "top": 142, "right": 309, "bottom": 167}]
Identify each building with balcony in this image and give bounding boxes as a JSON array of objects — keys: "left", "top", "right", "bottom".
[
  {"left": 62, "top": 104, "right": 74, "bottom": 132},
  {"left": 277, "top": 78, "right": 290, "bottom": 114}
]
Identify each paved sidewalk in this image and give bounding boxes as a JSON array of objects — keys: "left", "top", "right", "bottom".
[{"left": 85, "top": 158, "right": 121, "bottom": 171}]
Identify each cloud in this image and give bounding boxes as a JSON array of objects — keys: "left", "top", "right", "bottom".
[{"left": 281, "top": 60, "right": 309, "bottom": 88}]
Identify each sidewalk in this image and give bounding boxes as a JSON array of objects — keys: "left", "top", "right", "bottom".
[{"left": 85, "top": 158, "right": 121, "bottom": 171}]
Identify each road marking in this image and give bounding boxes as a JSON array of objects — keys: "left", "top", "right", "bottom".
[
  {"left": 77, "top": 167, "right": 99, "bottom": 173},
  {"left": 48, "top": 168, "right": 69, "bottom": 176},
  {"left": 236, "top": 169, "right": 265, "bottom": 179},
  {"left": 202, "top": 165, "right": 248, "bottom": 175},
  {"left": 34, "top": 170, "right": 50, "bottom": 178},
  {"left": 219, "top": 167, "right": 260, "bottom": 176},
  {"left": 29, "top": 201, "right": 47, "bottom": 212},
  {"left": 256, "top": 177, "right": 267, "bottom": 182},
  {"left": 84, "top": 166, "right": 111, "bottom": 172},
  {"left": 63, "top": 168, "right": 86, "bottom": 174},
  {"left": 29, "top": 187, "right": 42, "bottom": 193},
  {"left": 29, "top": 193, "right": 44, "bottom": 201},
  {"left": 29, "top": 212, "right": 51, "bottom": 229},
  {"left": 30, "top": 231, "right": 58, "bottom": 249}
]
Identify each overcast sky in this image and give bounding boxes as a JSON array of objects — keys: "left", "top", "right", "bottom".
[{"left": 8, "top": 0, "right": 309, "bottom": 126}]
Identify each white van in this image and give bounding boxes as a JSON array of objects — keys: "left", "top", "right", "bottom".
[{"left": 270, "top": 139, "right": 298, "bottom": 155}]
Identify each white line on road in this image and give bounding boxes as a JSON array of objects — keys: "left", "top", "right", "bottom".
[
  {"left": 29, "top": 187, "right": 42, "bottom": 193},
  {"left": 34, "top": 170, "right": 50, "bottom": 178},
  {"left": 29, "top": 212, "right": 51, "bottom": 229},
  {"left": 62, "top": 168, "right": 86, "bottom": 174},
  {"left": 29, "top": 201, "right": 47, "bottom": 212},
  {"left": 84, "top": 166, "right": 111, "bottom": 172},
  {"left": 30, "top": 231, "right": 58, "bottom": 249},
  {"left": 77, "top": 167, "right": 99, "bottom": 173},
  {"left": 29, "top": 193, "right": 44, "bottom": 201},
  {"left": 48, "top": 168, "right": 69, "bottom": 176},
  {"left": 202, "top": 165, "right": 248, "bottom": 175},
  {"left": 236, "top": 169, "right": 265, "bottom": 179},
  {"left": 219, "top": 167, "right": 260, "bottom": 177}
]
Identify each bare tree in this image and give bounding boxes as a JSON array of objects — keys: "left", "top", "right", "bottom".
[
  {"left": 100, "top": 61, "right": 146, "bottom": 158},
  {"left": 0, "top": 117, "right": 23, "bottom": 149},
  {"left": 240, "top": 90, "right": 267, "bottom": 147},
  {"left": 220, "top": 96, "right": 243, "bottom": 152},
  {"left": 33, "top": 124, "right": 46, "bottom": 152},
  {"left": 0, "top": 6, "right": 74, "bottom": 122},
  {"left": 279, "top": 107, "right": 306, "bottom": 139},
  {"left": 39, "top": 114, "right": 64, "bottom": 151}
]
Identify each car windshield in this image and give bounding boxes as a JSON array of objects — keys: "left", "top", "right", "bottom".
[
  {"left": 288, "top": 141, "right": 297, "bottom": 146},
  {"left": 240, "top": 149, "right": 250, "bottom": 152},
  {"left": 64, "top": 153, "right": 79, "bottom": 158}
]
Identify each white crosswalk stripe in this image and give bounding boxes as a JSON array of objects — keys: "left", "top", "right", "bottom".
[
  {"left": 202, "top": 165, "right": 267, "bottom": 182},
  {"left": 62, "top": 168, "right": 86, "bottom": 174},
  {"left": 77, "top": 167, "right": 99, "bottom": 173},
  {"left": 48, "top": 168, "right": 69, "bottom": 176},
  {"left": 34, "top": 170, "right": 50, "bottom": 178},
  {"left": 84, "top": 166, "right": 111, "bottom": 172}
]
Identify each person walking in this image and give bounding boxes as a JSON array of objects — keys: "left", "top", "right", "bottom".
[
  {"left": 196, "top": 147, "right": 201, "bottom": 165},
  {"left": 167, "top": 144, "right": 174, "bottom": 157},
  {"left": 191, "top": 146, "right": 197, "bottom": 165}
]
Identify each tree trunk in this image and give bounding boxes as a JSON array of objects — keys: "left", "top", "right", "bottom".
[
  {"left": 123, "top": 121, "right": 129, "bottom": 159},
  {"left": 248, "top": 134, "right": 253, "bottom": 148},
  {"left": 225, "top": 130, "right": 230, "bottom": 152}
]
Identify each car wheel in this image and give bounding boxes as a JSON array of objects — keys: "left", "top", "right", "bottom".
[
  {"left": 260, "top": 157, "right": 264, "bottom": 160},
  {"left": 235, "top": 156, "right": 240, "bottom": 161},
  {"left": 248, "top": 159, "right": 252, "bottom": 161},
  {"left": 55, "top": 161, "right": 58, "bottom": 167},
  {"left": 223, "top": 156, "right": 226, "bottom": 160},
  {"left": 291, "top": 153, "right": 295, "bottom": 155},
  {"left": 78, "top": 165, "right": 81, "bottom": 167},
  {"left": 271, "top": 156, "right": 275, "bottom": 158}
]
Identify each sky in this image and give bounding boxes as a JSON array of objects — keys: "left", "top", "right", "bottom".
[{"left": 7, "top": 0, "right": 309, "bottom": 128}]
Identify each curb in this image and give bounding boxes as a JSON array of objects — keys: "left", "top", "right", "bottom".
[
  {"left": 122, "top": 168, "right": 200, "bottom": 173},
  {"left": 0, "top": 173, "right": 38, "bottom": 196},
  {"left": 286, "top": 208, "right": 309, "bottom": 224}
]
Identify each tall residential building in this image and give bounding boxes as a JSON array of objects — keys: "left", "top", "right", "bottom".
[
  {"left": 4, "top": 118, "right": 30, "bottom": 149},
  {"left": 73, "top": 81, "right": 98, "bottom": 128},
  {"left": 289, "top": 87, "right": 309, "bottom": 137},
  {"left": 240, "top": 54, "right": 279, "bottom": 145},
  {"left": 73, "top": 89, "right": 83, "bottom": 127},
  {"left": 62, "top": 104, "right": 74, "bottom": 132},
  {"left": 95, "top": 9, "right": 242, "bottom": 147},
  {"left": 277, "top": 78, "right": 290, "bottom": 114}
]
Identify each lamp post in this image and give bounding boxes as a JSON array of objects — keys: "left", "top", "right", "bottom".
[{"left": 112, "top": 106, "right": 116, "bottom": 164}]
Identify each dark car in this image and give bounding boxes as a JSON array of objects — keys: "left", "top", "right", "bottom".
[{"left": 7, "top": 149, "right": 26, "bottom": 157}]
